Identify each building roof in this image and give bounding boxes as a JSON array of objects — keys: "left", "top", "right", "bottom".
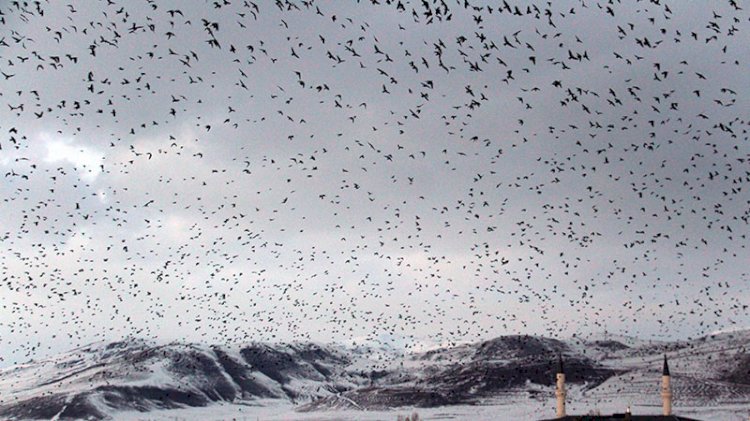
[
  {"left": 557, "top": 353, "right": 564, "bottom": 374},
  {"left": 539, "top": 415, "right": 702, "bottom": 421},
  {"left": 662, "top": 354, "right": 670, "bottom": 376}
]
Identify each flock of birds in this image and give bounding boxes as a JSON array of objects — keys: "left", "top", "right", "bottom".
[{"left": 0, "top": 0, "right": 748, "bottom": 366}]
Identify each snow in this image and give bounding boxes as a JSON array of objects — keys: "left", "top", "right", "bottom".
[
  {"left": 114, "top": 397, "right": 750, "bottom": 421},
  {"left": 3, "top": 333, "right": 750, "bottom": 420},
  {"left": 110, "top": 372, "right": 750, "bottom": 421}
]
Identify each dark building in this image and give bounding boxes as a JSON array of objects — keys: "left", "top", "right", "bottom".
[{"left": 539, "top": 416, "right": 702, "bottom": 420}]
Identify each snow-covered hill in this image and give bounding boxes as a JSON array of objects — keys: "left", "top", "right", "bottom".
[
  {"left": 0, "top": 339, "right": 373, "bottom": 420},
  {"left": 1, "top": 331, "right": 749, "bottom": 420}
]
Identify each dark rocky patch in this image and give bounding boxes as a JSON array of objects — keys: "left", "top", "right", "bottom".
[
  {"left": 213, "top": 348, "right": 279, "bottom": 398},
  {"left": 238, "top": 344, "right": 335, "bottom": 385},
  {"left": 165, "top": 348, "right": 237, "bottom": 401},
  {"left": 97, "top": 385, "right": 210, "bottom": 410},
  {"left": 591, "top": 340, "right": 630, "bottom": 351},
  {"left": 37, "top": 363, "right": 107, "bottom": 388},
  {"left": 0, "top": 393, "right": 107, "bottom": 420},
  {"left": 58, "top": 393, "right": 108, "bottom": 420},
  {"left": 240, "top": 345, "right": 300, "bottom": 384},
  {"left": 725, "top": 353, "right": 750, "bottom": 385},
  {"left": 473, "top": 335, "right": 569, "bottom": 359},
  {"left": 0, "top": 394, "right": 71, "bottom": 420}
]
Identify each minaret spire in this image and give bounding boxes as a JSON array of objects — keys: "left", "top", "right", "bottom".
[
  {"left": 555, "top": 353, "right": 566, "bottom": 418},
  {"left": 661, "top": 354, "right": 672, "bottom": 416}
]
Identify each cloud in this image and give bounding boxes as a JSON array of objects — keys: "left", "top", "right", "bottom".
[{"left": 41, "top": 133, "right": 104, "bottom": 182}]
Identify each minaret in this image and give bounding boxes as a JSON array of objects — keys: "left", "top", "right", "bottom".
[
  {"left": 661, "top": 354, "right": 672, "bottom": 416},
  {"left": 555, "top": 354, "right": 566, "bottom": 418}
]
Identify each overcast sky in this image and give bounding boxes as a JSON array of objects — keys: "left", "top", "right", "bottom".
[{"left": 0, "top": 0, "right": 748, "bottom": 366}]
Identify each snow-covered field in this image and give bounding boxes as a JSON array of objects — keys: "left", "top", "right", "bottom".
[
  {"left": 116, "top": 379, "right": 750, "bottom": 421},
  {"left": 116, "top": 398, "right": 750, "bottom": 421}
]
